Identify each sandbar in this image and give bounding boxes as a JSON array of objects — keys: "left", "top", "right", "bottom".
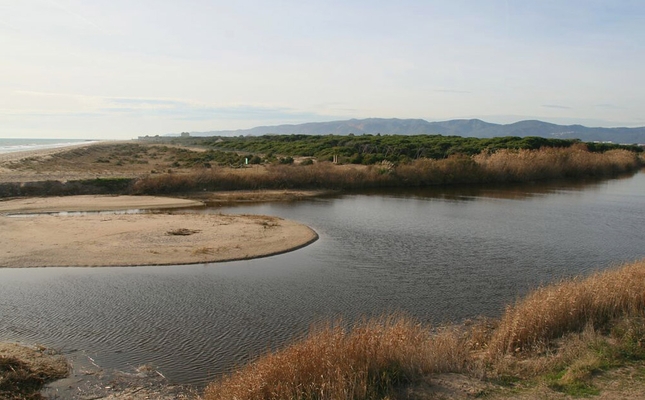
[{"left": 0, "top": 195, "right": 317, "bottom": 267}]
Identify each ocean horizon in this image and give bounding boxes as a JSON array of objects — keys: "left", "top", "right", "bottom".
[{"left": 0, "top": 138, "right": 101, "bottom": 154}]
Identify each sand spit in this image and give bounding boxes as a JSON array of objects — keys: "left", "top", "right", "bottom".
[{"left": 0, "top": 195, "right": 317, "bottom": 267}]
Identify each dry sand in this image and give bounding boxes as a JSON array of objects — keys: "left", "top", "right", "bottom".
[{"left": 0, "top": 195, "right": 317, "bottom": 267}]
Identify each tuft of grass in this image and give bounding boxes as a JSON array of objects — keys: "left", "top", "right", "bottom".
[
  {"left": 167, "top": 228, "right": 201, "bottom": 236},
  {"left": 0, "top": 345, "right": 68, "bottom": 400},
  {"left": 192, "top": 247, "right": 214, "bottom": 255},
  {"left": 545, "top": 350, "right": 603, "bottom": 396}
]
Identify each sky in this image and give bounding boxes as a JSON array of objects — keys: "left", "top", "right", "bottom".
[{"left": 1, "top": 0, "right": 645, "bottom": 139}]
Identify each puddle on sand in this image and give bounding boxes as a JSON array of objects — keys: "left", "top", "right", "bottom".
[{"left": 6, "top": 209, "right": 145, "bottom": 218}]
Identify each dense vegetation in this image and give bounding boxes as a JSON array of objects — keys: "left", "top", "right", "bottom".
[
  {"left": 171, "top": 134, "right": 643, "bottom": 165},
  {"left": 203, "top": 259, "right": 645, "bottom": 399},
  {"left": 132, "top": 146, "right": 641, "bottom": 194}
]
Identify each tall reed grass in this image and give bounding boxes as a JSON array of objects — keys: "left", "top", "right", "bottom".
[
  {"left": 472, "top": 145, "right": 639, "bottom": 182},
  {"left": 487, "top": 259, "right": 645, "bottom": 356},
  {"left": 131, "top": 163, "right": 391, "bottom": 194},
  {"left": 133, "top": 146, "right": 641, "bottom": 195},
  {"left": 202, "top": 315, "right": 467, "bottom": 400}
]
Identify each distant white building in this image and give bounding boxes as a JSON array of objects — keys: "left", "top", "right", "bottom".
[{"left": 138, "top": 135, "right": 162, "bottom": 141}]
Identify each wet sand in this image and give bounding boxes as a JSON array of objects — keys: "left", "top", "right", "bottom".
[{"left": 0, "top": 194, "right": 203, "bottom": 214}]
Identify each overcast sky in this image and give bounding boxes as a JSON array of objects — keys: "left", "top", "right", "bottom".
[{"left": 1, "top": 0, "right": 644, "bottom": 139}]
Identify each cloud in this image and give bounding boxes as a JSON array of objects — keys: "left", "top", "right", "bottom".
[
  {"left": 44, "top": 0, "right": 108, "bottom": 34},
  {"left": 595, "top": 103, "right": 626, "bottom": 110},
  {"left": 101, "top": 98, "right": 334, "bottom": 122},
  {"left": 434, "top": 89, "right": 472, "bottom": 94},
  {"left": 108, "top": 98, "right": 185, "bottom": 106},
  {"left": 6, "top": 91, "right": 337, "bottom": 124},
  {"left": 541, "top": 104, "right": 572, "bottom": 109}
]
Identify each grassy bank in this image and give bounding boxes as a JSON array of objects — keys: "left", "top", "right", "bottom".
[
  {"left": 133, "top": 145, "right": 641, "bottom": 194},
  {"left": 202, "top": 259, "right": 645, "bottom": 399},
  {"left": 204, "top": 316, "right": 466, "bottom": 400},
  {"left": 1, "top": 142, "right": 642, "bottom": 198}
]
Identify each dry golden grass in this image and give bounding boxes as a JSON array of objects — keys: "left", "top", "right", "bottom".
[
  {"left": 202, "top": 315, "right": 467, "bottom": 400},
  {"left": 131, "top": 163, "right": 388, "bottom": 194},
  {"left": 487, "top": 259, "right": 645, "bottom": 356},
  {"left": 0, "top": 343, "right": 68, "bottom": 399},
  {"left": 473, "top": 145, "right": 639, "bottom": 182}
]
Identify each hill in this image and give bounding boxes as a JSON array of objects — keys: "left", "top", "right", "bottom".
[{"left": 184, "top": 118, "right": 645, "bottom": 144}]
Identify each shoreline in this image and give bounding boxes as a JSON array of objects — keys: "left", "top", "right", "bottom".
[{"left": 0, "top": 140, "right": 108, "bottom": 164}]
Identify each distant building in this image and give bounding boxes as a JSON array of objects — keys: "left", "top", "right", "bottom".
[
  {"left": 138, "top": 135, "right": 162, "bottom": 140},
  {"left": 181, "top": 132, "right": 190, "bottom": 138}
]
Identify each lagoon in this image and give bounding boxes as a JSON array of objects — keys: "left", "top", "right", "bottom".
[{"left": 1, "top": 172, "right": 644, "bottom": 386}]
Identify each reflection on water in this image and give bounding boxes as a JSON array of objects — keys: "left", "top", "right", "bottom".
[
  {"left": 7, "top": 209, "right": 145, "bottom": 218},
  {"left": 1, "top": 173, "right": 644, "bottom": 387},
  {"left": 350, "top": 173, "right": 638, "bottom": 201}
]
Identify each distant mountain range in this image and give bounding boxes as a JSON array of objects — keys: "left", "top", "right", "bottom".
[{"left": 182, "top": 118, "right": 645, "bottom": 144}]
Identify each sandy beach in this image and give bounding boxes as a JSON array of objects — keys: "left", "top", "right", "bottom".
[
  {"left": 0, "top": 141, "right": 101, "bottom": 164},
  {"left": 0, "top": 140, "right": 140, "bottom": 183},
  {"left": 0, "top": 195, "right": 317, "bottom": 267}
]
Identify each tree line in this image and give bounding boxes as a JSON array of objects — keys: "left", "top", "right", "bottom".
[{"left": 174, "top": 134, "right": 642, "bottom": 165}]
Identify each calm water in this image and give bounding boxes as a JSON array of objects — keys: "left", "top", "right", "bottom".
[{"left": 1, "top": 173, "right": 645, "bottom": 387}]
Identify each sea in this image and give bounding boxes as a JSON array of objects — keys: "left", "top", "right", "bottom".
[{"left": 0, "top": 138, "right": 100, "bottom": 154}]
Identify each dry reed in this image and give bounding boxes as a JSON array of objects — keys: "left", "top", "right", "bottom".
[
  {"left": 487, "top": 259, "right": 645, "bottom": 356},
  {"left": 0, "top": 343, "right": 68, "bottom": 399},
  {"left": 202, "top": 315, "right": 467, "bottom": 400},
  {"left": 473, "top": 145, "right": 639, "bottom": 182}
]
